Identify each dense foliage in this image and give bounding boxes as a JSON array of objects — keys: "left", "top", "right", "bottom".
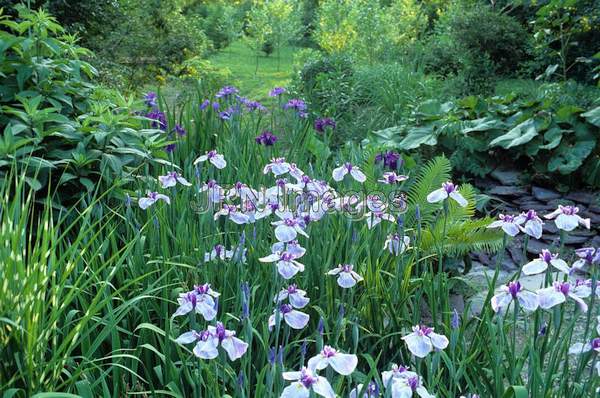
[
  {"left": 0, "top": 7, "right": 166, "bottom": 207},
  {"left": 2, "top": 2, "right": 600, "bottom": 398},
  {"left": 366, "top": 85, "right": 600, "bottom": 188}
]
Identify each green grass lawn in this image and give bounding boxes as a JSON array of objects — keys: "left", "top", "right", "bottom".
[{"left": 208, "top": 41, "right": 297, "bottom": 101}]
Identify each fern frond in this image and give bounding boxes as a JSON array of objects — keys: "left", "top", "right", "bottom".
[
  {"left": 418, "top": 217, "right": 504, "bottom": 257},
  {"left": 405, "top": 156, "right": 451, "bottom": 226}
]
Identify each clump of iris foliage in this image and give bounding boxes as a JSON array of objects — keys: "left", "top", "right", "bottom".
[{"left": 1, "top": 7, "right": 600, "bottom": 398}]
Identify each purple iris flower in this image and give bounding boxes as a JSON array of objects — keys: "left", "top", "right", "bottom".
[
  {"left": 487, "top": 214, "right": 523, "bottom": 237},
  {"left": 537, "top": 281, "right": 589, "bottom": 312},
  {"left": 175, "top": 321, "right": 248, "bottom": 361},
  {"left": 173, "top": 284, "right": 220, "bottom": 321},
  {"left": 574, "top": 247, "right": 600, "bottom": 269},
  {"left": 138, "top": 191, "right": 170, "bottom": 209},
  {"left": 427, "top": 181, "right": 468, "bottom": 207},
  {"left": 244, "top": 100, "right": 267, "bottom": 112},
  {"left": 491, "top": 281, "right": 538, "bottom": 312},
  {"left": 515, "top": 209, "right": 544, "bottom": 239},
  {"left": 212, "top": 102, "right": 220, "bottom": 110},
  {"left": 545, "top": 205, "right": 591, "bottom": 231},
  {"left": 144, "top": 91, "right": 158, "bottom": 108},
  {"left": 158, "top": 171, "right": 192, "bottom": 188},
  {"left": 255, "top": 130, "right": 279, "bottom": 146},
  {"left": 215, "top": 85, "right": 239, "bottom": 99},
  {"left": 350, "top": 381, "right": 380, "bottom": 398},
  {"left": 219, "top": 107, "right": 236, "bottom": 120},
  {"left": 268, "top": 303, "right": 309, "bottom": 330},
  {"left": 401, "top": 325, "right": 449, "bottom": 358},
  {"left": 281, "top": 367, "right": 335, "bottom": 398},
  {"left": 314, "top": 117, "right": 336, "bottom": 133},
  {"left": 522, "top": 249, "right": 571, "bottom": 275},
  {"left": 146, "top": 109, "right": 167, "bottom": 130},
  {"left": 327, "top": 264, "right": 363, "bottom": 288},
  {"left": 269, "top": 87, "right": 286, "bottom": 97},
  {"left": 173, "top": 124, "right": 186, "bottom": 136},
  {"left": 283, "top": 99, "right": 307, "bottom": 112},
  {"left": 199, "top": 99, "right": 210, "bottom": 110},
  {"left": 274, "top": 284, "right": 310, "bottom": 308},
  {"left": 375, "top": 151, "right": 402, "bottom": 170},
  {"left": 165, "top": 143, "right": 176, "bottom": 153},
  {"left": 307, "top": 345, "right": 358, "bottom": 375}
]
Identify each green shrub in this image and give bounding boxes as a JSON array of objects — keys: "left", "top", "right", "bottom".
[
  {"left": 0, "top": 6, "right": 165, "bottom": 208},
  {"left": 423, "top": 4, "right": 530, "bottom": 94},
  {"left": 365, "top": 84, "right": 600, "bottom": 188}
]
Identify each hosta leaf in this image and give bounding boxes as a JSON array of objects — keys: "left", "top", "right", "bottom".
[
  {"left": 539, "top": 126, "right": 564, "bottom": 150},
  {"left": 548, "top": 139, "right": 596, "bottom": 174},
  {"left": 489, "top": 118, "right": 538, "bottom": 149},
  {"left": 399, "top": 126, "right": 437, "bottom": 150},
  {"left": 462, "top": 117, "right": 505, "bottom": 133},
  {"left": 582, "top": 106, "right": 600, "bottom": 127}
]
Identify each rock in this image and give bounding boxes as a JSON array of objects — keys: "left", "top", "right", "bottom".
[
  {"left": 507, "top": 245, "right": 526, "bottom": 266},
  {"left": 489, "top": 252, "right": 518, "bottom": 271},
  {"left": 565, "top": 191, "right": 598, "bottom": 205},
  {"left": 543, "top": 234, "right": 590, "bottom": 245},
  {"left": 586, "top": 212, "right": 600, "bottom": 225},
  {"left": 488, "top": 185, "right": 528, "bottom": 197},
  {"left": 526, "top": 239, "right": 548, "bottom": 255},
  {"left": 589, "top": 204, "right": 600, "bottom": 213},
  {"left": 542, "top": 222, "right": 559, "bottom": 234},
  {"left": 490, "top": 170, "right": 521, "bottom": 186},
  {"left": 532, "top": 186, "right": 561, "bottom": 201},
  {"left": 449, "top": 294, "right": 465, "bottom": 313}
]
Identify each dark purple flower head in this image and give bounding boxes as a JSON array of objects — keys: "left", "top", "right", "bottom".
[
  {"left": 365, "top": 381, "right": 379, "bottom": 397},
  {"left": 212, "top": 102, "right": 220, "bottom": 110},
  {"left": 317, "top": 317, "right": 325, "bottom": 335},
  {"left": 255, "top": 130, "right": 279, "bottom": 146},
  {"left": 287, "top": 284, "right": 298, "bottom": 294},
  {"left": 592, "top": 338, "right": 600, "bottom": 350},
  {"left": 219, "top": 107, "right": 236, "bottom": 120},
  {"left": 415, "top": 325, "right": 433, "bottom": 336},
  {"left": 194, "top": 283, "right": 211, "bottom": 295},
  {"left": 375, "top": 151, "right": 402, "bottom": 170},
  {"left": 165, "top": 143, "right": 176, "bottom": 153},
  {"left": 301, "top": 339, "right": 308, "bottom": 356},
  {"left": 576, "top": 247, "right": 599, "bottom": 264},
  {"left": 451, "top": 308, "right": 460, "bottom": 329},
  {"left": 314, "top": 117, "right": 336, "bottom": 133},
  {"left": 269, "top": 87, "right": 286, "bottom": 97},
  {"left": 185, "top": 292, "right": 197, "bottom": 308},
  {"left": 300, "top": 368, "right": 317, "bottom": 388},
  {"left": 540, "top": 249, "right": 556, "bottom": 263},
  {"left": 321, "top": 345, "right": 337, "bottom": 358},
  {"left": 199, "top": 99, "right": 210, "bottom": 110},
  {"left": 280, "top": 303, "right": 293, "bottom": 314},
  {"left": 174, "top": 124, "right": 186, "bottom": 136},
  {"left": 523, "top": 209, "right": 539, "bottom": 221},
  {"left": 283, "top": 99, "right": 307, "bottom": 112},
  {"left": 144, "top": 91, "right": 158, "bottom": 108},
  {"left": 442, "top": 182, "right": 457, "bottom": 194},
  {"left": 244, "top": 100, "right": 267, "bottom": 112},
  {"left": 555, "top": 281, "right": 571, "bottom": 295},
  {"left": 147, "top": 109, "right": 167, "bottom": 130},
  {"left": 215, "top": 322, "right": 227, "bottom": 341},
  {"left": 508, "top": 281, "right": 522, "bottom": 298},
  {"left": 407, "top": 376, "right": 419, "bottom": 391},
  {"left": 268, "top": 347, "right": 276, "bottom": 364},
  {"left": 215, "top": 85, "right": 239, "bottom": 99}
]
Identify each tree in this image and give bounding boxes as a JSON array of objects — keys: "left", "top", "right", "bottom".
[{"left": 245, "top": 0, "right": 301, "bottom": 72}]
